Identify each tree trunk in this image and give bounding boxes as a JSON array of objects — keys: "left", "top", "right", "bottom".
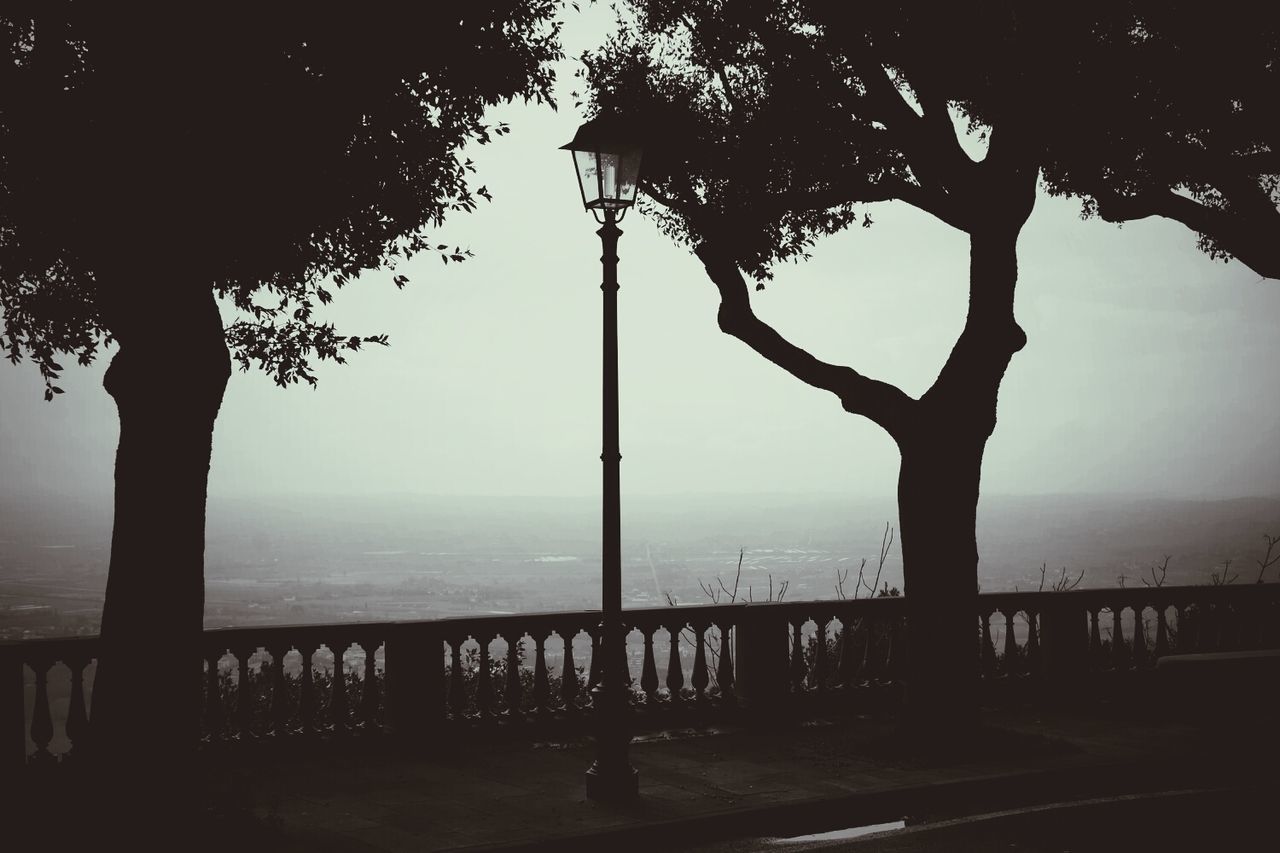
[
  {"left": 897, "top": 433, "right": 986, "bottom": 735},
  {"left": 89, "top": 286, "right": 230, "bottom": 807},
  {"left": 896, "top": 224, "right": 1027, "bottom": 738}
]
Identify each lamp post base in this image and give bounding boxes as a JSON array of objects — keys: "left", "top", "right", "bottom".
[
  {"left": 585, "top": 760, "right": 639, "bottom": 802},
  {"left": 585, "top": 676, "right": 638, "bottom": 801}
]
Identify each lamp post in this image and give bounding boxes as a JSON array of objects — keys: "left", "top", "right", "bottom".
[{"left": 561, "top": 117, "right": 643, "bottom": 801}]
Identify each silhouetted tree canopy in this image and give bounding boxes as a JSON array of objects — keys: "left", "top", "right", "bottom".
[
  {"left": 1038, "top": 3, "right": 1280, "bottom": 279},
  {"left": 0, "top": 4, "right": 561, "bottom": 395},
  {"left": 584, "top": 1, "right": 1278, "bottom": 281}
]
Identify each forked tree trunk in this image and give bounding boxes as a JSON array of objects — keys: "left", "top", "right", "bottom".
[
  {"left": 696, "top": 200, "right": 1032, "bottom": 735},
  {"left": 90, "top": 286, "right": 230, "bottom": 801},
  {"left": 896, "top": 224, "right": 1026, "bottom": 737}
]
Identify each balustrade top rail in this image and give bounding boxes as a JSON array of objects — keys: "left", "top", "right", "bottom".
[{"left": 3, "top": 583, "right": 1277, "bottom": 660}]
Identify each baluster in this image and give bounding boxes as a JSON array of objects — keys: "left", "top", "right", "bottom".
[
  {"left": 1002, "top": 611, "right": 1018, "bottom": 676},
  {"left": 1210, "top": 603, "right": 1225, "bottom": 651},
  {"left": 587, "top": 630, "right": 603, "bottom": 690},
  {"left": 1263, "top": 599, "right": 1279, "bottom": 647},
  {"left": 235, "top": 648, "right": 254, "bottom": 739},
  {"left": 1132, "top": 606, "right": 1149, "bottom": 668},
  {"left": 360, "top": 638, "right": 381, "bottom": 732},
  {"left": 716, "top": 622, "right": 735, "bottom": 701},
  {"left": 886, "top": 616, "right": 904, "bottom": 683},
  {"left": 533, "top": 633, "right": 550, "bottom": 715},
  {"left": 1195, "top": 603, "right": 1209, "bottom": 651},
  {"left": 1175, "top": 604, "right": 1194, "bottom": 653},
  {"left": 1025, "top": 611, "right": 1041, "bottom": 675},
  {"left": 476, "top": 635, "right": 494, "bottom": 720},
  {"left": 5, "top": 653, "right": 24, "bottom": 770},
  {"left": 61, "top": 655, "right": 90, "bottom": 760},
  {"left": 813, "top": 617, "right": 829, "bottom": 692},
  {"left": 299, "top": 646, "right": 317, "bottom": 737},
  {"left": 861, "top": 618, "right": 881, "bottom": 684},
  {"left": 448, "top": 638, "right": 467, "bottom": 718},
  {"left": 980, "top": 611, "right": 997, "bottom": 677},
  {"left": 640, "top": 628, "right": 659, "bottom": 703},
  {"left": 28, "top": 656, "right": 54, "bottom": 765},
  {"left": 204, "top": 651, "right": 225, "bottom": 743},
  {"left": 269, "top": 645, "right": 291, "bottom": 738},
  {"left": 560, "top": 631, "right": 578, "bottom": 711},
  {"left": 790, "top": 621, "right": 807, "bottom": 692},
  {"left": 835, "top": 617, "right": 858, "bottom": 687},
  {"left": 1089, "top": 609, "right": 1103, "bottom": 664},
  {"left": 504, "top": 633, "right": 523, "bottom": 718},
  {"left": 330, "top": 643, "right": 349, "bottom": 735},
  {"left": 618, "top": 629, "right": 635, "bottom": 696},
  {"left": 1111, "top": 609, "right": 1128, "bottom": 670},
  {"left": 666, "top": 624, "right": 685, "bottom": 703},
  {"left": 691, "top": 622, "right": 709, "bottom": 702},
  {"left": 1217, "top": 603, "right": 1233, "bottom": 651}
]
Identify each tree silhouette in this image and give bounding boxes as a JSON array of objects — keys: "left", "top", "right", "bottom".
[
  {"left": 582, "top": 1, "right": 1277, "bottom": 734},
  {"left": 1039, "top": 3, "right": 1280, "bottom": 279},
  {"left": 0, "top": 3, "right": 560, "bottom": 797}
]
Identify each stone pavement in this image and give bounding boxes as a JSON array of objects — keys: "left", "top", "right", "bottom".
[{"left": 194, "top": 705, "right": 1264, "bottom": 852}]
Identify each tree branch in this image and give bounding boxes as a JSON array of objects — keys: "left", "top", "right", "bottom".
[
  {"left": 693, "top": 240, "right": 915, "bottom": 439},
  {"left": 1095, "top": 187, "right": 1280, "bottom": 280}
]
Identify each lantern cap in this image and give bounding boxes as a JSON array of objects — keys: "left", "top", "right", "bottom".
[{"left": 559, "top": 115, "right": 642, "bottom": 154}]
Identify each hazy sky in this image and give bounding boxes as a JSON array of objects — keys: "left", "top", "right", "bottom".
[{"left": 2, "top": 7, "right": 1278, "bottom": 506}]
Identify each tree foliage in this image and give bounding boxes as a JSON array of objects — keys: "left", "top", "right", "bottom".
[
  {"left": 0, "top": 4, "right": 561, "bottom": 393},
  {"left": 1038, "top": 3, "right": 1280, "bottom": 278},
  {"left": 583, "top": 1, "right": 1278, "bottom": 280}
]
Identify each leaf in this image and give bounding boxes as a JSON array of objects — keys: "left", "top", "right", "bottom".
[{"left": 52, "top": 386, "right": 64, "bottom": 394}]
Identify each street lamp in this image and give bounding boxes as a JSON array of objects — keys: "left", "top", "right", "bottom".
[{"left": 561, "top": 117, "right": 643, "bottom": 801}]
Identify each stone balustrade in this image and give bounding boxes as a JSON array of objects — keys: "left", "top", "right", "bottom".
[{"left": 5, "top": 583, "right": 1278, "bottom": 772}]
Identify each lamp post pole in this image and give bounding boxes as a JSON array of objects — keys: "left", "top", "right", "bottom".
[{"left": 585, "top": 207, "right": 639, "bottom": 800}]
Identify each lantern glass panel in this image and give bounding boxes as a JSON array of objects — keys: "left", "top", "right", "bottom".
[{"left": 571, "top": 146, "right": 642, "bottom": 210}]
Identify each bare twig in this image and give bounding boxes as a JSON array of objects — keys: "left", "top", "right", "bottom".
[
  {"left": 1255, "top": 534, "right": 1280, "bottom": 583},
  {"left": 1049, "top": 566, "right": 1084, "bottom": 592},
  {"left": 835, "top": 566, "right": 849, "bottom": 600},
  {"left": 867, "top": 523, "right": 893, "bottom": 596},
  {"left": 1141, "top": 556, "right": 1170, "bottom": 588},
  {"left": 733, "top": 548, "right": 743, "bottom": 600},
  {"left": 1210, "top": 558, "right": 1238, "bottom": 586}
]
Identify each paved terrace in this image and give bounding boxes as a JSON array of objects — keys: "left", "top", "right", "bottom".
[{"left": 168, "top": 705, "right": 1274, "bottom": 851}]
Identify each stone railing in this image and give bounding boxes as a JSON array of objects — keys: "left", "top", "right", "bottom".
[{"left": 6, "top": 584, "right": 1279, "bottom": 770}]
